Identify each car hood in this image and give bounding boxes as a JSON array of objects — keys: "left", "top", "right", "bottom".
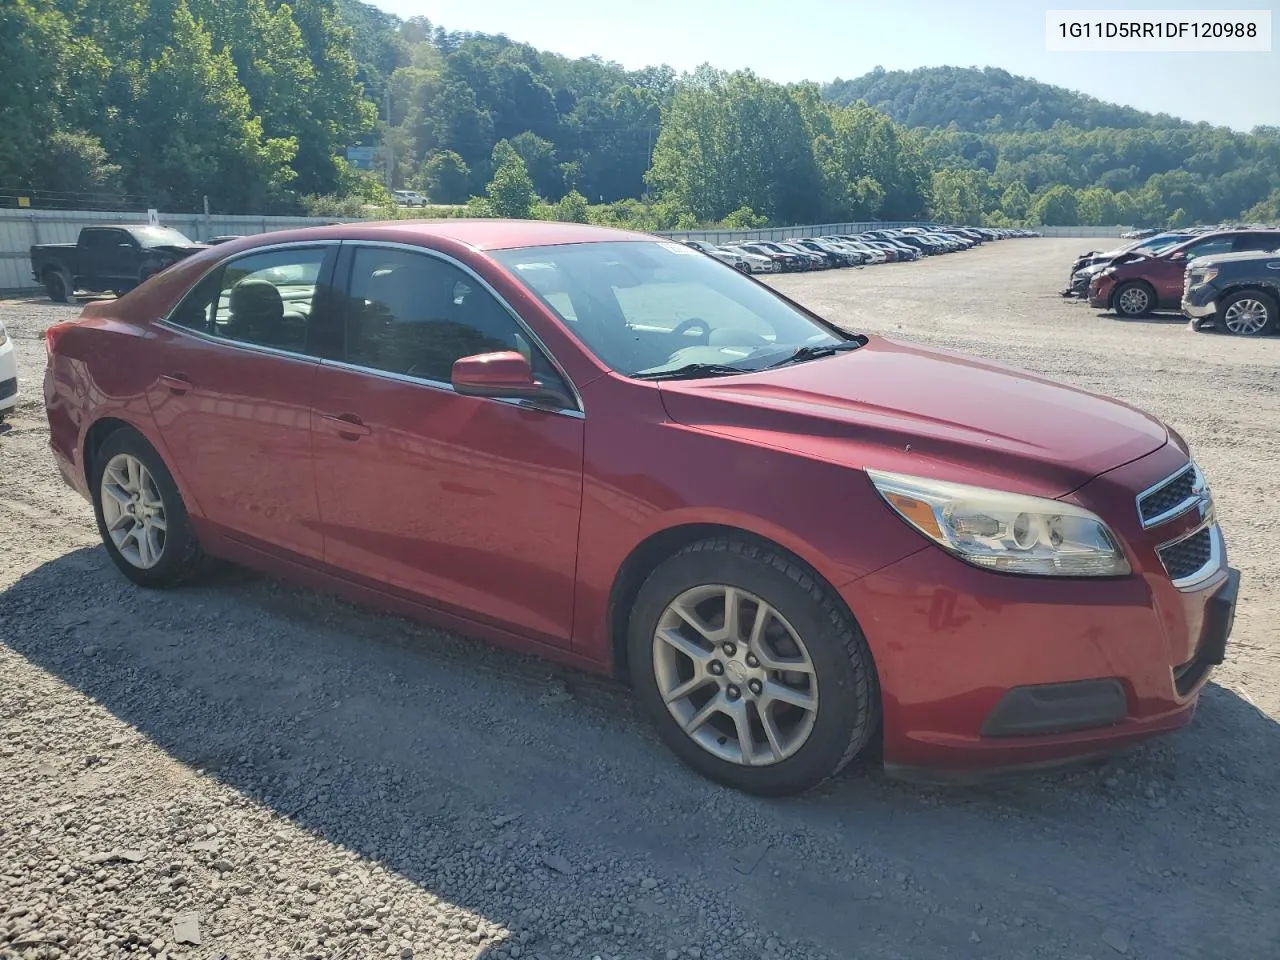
[{"left": 656, "top": 336, "right": 1168, "bottom": 498}]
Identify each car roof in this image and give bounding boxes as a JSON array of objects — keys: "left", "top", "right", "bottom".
[
  {"left": 211, "top": 218, "right": 656, "bottom": 254},
  {"left": 1168, "top": 227, "right": 1280, "bottom": 251}
]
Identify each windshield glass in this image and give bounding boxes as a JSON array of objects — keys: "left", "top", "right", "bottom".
[
  {"left": 491, "top": 240, "right": 847, "bottom": 378},
  {"left": 133, "top": 226, "right": 195, "bottom": 247}
]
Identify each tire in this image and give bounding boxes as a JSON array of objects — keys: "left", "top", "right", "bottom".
[
  {"left": 90, "top": 428, "right": 209, "bottom": 588},
  {"left": 1217, "top": 290, "right": 1277, "bottom": 337},
  {"left": 627, "top": 537, "right": 880, "bottom": 796},
  {"left": 44, "top": 270, "right": 70, "bottom": 303},
  {"left": 1112, "top": 281, "right": 1154, "bottom": 318}
]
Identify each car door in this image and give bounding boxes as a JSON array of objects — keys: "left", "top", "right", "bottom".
[
  {"left": 310, "top": 243, "right": 585, "bottom": 647},
  {"left": 1157, "top": 237, "right": 1236, "bottom": 305},
  {"left": 145, "top": 242, "right": 340, "bottom": 561},
  {"left": 100, "top": 229, "right": 140, "bottom": 286}
]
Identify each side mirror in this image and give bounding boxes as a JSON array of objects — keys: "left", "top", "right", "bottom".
[
  {"left": 1169, "top": 250, "right": 1186, "bottom": 260},
  {"left": 451, "top": 350, "right": 572, "bottom": 410}
]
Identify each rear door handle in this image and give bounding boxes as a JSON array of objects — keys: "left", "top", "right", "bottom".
[
  {"left": 318, "top": 413, "right": 371, "bottom": 439},
  {"left": 159, "top": 374, "right": 191, "bottom": 395}
]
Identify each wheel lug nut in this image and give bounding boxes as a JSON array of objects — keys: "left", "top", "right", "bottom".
[
  {"left": 722, "top": 642, "right": 737, "bottom": 657},
  {"left": 748, "top": 679, "right": 762, "bottom": 696},
  {"left": 709, "top": 661, "right": 724, "bottom": 676},
  {"left": 745, "top": 654, "right": 759, "bottom": 668},
  {"left": 726, "top": 685, "right": 741, "bottom": 700}
]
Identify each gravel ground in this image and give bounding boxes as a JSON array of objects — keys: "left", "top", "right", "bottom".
[{"left": 1, "top": 239, "right": 1278, "bottom": 960}]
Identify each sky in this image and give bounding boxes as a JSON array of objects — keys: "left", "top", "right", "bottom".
[{"left": 372, "top": 0, "right": 1279, "bottom": 132}]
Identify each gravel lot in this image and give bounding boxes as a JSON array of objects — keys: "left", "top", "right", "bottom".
[{"left": 2, "top": 238, "right": 1278, "bottom": 960}]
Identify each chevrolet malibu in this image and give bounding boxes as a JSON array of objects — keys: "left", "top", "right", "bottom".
[{"left": 43, "top": 220, "right": 1239, "bottom": 796}]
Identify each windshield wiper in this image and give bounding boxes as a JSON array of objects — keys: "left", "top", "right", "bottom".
[
  {"left": 633, "top": 362, "right": 748, "bottom": 381},
  {"left": 763, "top": 338, "right": 866, "bottom": 369}
]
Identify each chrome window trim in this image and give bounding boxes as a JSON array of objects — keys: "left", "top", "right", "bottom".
[
  {"left": 1156, "top": 516, "right": 1225, "bottom": 592},
  {"left": 338, "top": 239, "right": 586, "bottom": 417},
  {"left": 156, "top": 237, "right": 586, "bottom": 420},
  {"left": 154, "top": 316, "right": 322, "bottom": 366},
  {"left": 1136, "top": 460, "right": 1206, "bottom": 529}
]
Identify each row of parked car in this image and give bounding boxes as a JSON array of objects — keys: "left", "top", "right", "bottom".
[
  {"left": 681, "top": 225, "right": 1038, "bottom": 274},
  {"left": 1062, "top": 225, "right": 1280, "bottom": 336}
]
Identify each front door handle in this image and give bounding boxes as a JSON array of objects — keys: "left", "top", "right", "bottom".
[
  {"left": 159, "top": 374, "right": 191, "bottom": 395},
  {"left": 318, "top": 413, "right": 371, "bottom": 439}
]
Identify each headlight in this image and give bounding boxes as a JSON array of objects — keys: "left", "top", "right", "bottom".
[
  {"left": 866, "top": 470, "right": 1131, "bottom": 577},
  {"left": 1192, "top": 267, "right": 1218, "bottom": 284},
  {"left": 1099, "top": 266, "right": 1117, "bottom": 277}
]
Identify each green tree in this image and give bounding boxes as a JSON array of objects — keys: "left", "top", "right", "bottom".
[
  {"left": 418, "top": 150, "right": 471, "bottom": 202},
  {"left": 999, "top": 181, "right": 1032, "bottom": 219},
  {"left": 1031, "top": 184, "right": 1078, "bottom": 225},
  {"left": 485, "top": 139, "right": 537, "bottom": 218},
  {"left": 1242, "top": 189, "right": 1280, "bottom": 222},
  {"left": 930, "top": 167, "right": 985, "bottom": 223},
  {"left": 1076, "top": 186, "right": 1119, "bottom": 225},
  {"left": 551, "top": 189, "right": 589, "bottom": 223},
  {"left": 122, "top": 0, "right": 297, "bottom": 211}
]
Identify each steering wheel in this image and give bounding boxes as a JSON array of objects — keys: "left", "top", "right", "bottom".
[{"left": 671, "top": 317, "right": 710, "bottom": 342}]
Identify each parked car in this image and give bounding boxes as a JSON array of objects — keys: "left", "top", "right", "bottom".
[
  {"left": 1088, "top": 229, "right": 1280, "bottom": 317},
  {"left": 30, "top": 224, "right": 208, "bottom": 302},
  {"left": 718, "top": 245, "right": 780, "bottom": 274},
  {"left": 738, "top": 242, "right": 805, "bottom": 272},
  {"left": 790, "top": 238, "right": 857, "bottom": 267},
  {"left": 43, "top": 219, "right": 1239, "bottom": 795},
  {"left": 0, "top": 318, "right": 16, "bottom": 421},
  {"left": 1063, "top": 233, "right": 1196, "bottom": 298},
  {"left": 681, "top": 239, "right": 752, "bottom": 273},
  {"left": 393, "top": 190, "right": 428, "bottom": 207},
  {"left": 1182, "top": 249, "right": 1280, "bottom": 335},
  {"left": 774, "top": 242, "right": 828, "bottom": 270},
  {"left": 1121, "top": 228, "right": 1160, "bottom": 240}
]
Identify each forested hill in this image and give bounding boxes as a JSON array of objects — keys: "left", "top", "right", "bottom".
[
  {"left": 822, "top": 66, "right": 1189, "bottom": 133},
  {"left": 4, "top": 1, "right": 1280, "bottom": 227}
]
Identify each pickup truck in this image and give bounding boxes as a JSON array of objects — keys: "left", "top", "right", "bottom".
[
  {"left": 30, "top": 224, "right": 207, "bottom": 302},
  {"left": 1183, "top": 249, "right": 1280, "bottom": 336}
]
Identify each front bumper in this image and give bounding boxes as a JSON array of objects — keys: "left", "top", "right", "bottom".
[
  {"left": 1088, "top": 277, "right": 1114, "bottom": 308},
  {"left": 844, "top": 450, "right": 1238, "bottom": 778},
  {"left": 1181, "top": 285, "right": 1218, "bottom": 319}
]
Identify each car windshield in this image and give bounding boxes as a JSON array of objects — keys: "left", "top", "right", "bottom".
[
  {"left": 132, "top": 226, "right": 195, "bottom": 247},
  {"left": 491, "top": 240, "right": 849, "bottom": 378}
]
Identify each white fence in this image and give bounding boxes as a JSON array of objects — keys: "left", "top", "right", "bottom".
[{"left": 0, "top": 207, "right": 1132, "bottom": 291}]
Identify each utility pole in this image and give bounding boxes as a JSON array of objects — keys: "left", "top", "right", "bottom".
[{"left": 385, "top": 88, "right": 394, "bottom": 190}]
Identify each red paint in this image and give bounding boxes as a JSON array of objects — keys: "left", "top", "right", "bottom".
[{"left": 44, "top": 219, "right": 1233, "bottom": 778}]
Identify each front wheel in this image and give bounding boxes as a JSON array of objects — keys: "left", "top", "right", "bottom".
[
  {"left": 1112, "top": 281, "right": 1154, "bottom": 318},
  {"left": 627, "top": 538, "right": 880, "bottom": 796},
  {"left": 1218, "top": 290, "right": 1277, "bottom": 336},
  {"left": 90, "top": 428, "right": 209, "bottom": 588}
]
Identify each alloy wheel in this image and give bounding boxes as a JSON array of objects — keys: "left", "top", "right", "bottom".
[
  {"left": 1222, "top": 298, "right": 1270, "bottom": 335},
  {"left": 1117, "top": 286, "right": 1150, "bottom": 316},
  {"left": 652, "top": 584, "right": 819, "bottom": 767},
  {"left": 100, "top": 453, "right": 168, "bottom": 569}
]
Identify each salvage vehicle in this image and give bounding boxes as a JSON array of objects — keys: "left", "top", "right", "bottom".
[
  {"left": 1182, "top": 249, "right": 1280, "bottom": 335},
  {"left": 44, "top": 220, "right": 1238, "bottom": 795},
  {"left": 717, "top": 244, "right": 780, "bottom": 274},
  {"left": 1062, "top": 233, "right": 1195, "bottom": 298},
  {"left": 31, "top": 224, "right": 207, "bottom": 302},
  {"left": 1088, "top": 229, "right": 1280, "bottom": 317}
]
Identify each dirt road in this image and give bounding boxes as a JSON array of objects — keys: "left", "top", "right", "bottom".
[{"left": 2, "top": 239, "right": 1277, "bottom": 960}]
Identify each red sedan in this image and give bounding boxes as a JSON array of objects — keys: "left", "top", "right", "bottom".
[{"left": 43, "top": 220, "right": 1239, "bottom": 795}]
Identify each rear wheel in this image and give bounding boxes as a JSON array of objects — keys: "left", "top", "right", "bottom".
[
  {"left": 627, "top": 538, "right": 880, "bottom": 796},
  {"left": 44, "top": 270, "right": 70, "bottom": 303},
  {"left": 90, "top": 428, "right": 209, "bottom": 588},
  {"left": 1218, "top": 290, "right": 1277, "bottom": 336},
  {"left": 1112, "top": 281, "right": 1155, "bottom": 318}
]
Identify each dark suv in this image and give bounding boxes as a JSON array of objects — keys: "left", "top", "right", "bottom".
[
  {"left": 1088, "top": 229, "right": 1280, "bottom": 317},
  {"left": 1183, "top": 249, "right": 1280, "bottom": 335}
]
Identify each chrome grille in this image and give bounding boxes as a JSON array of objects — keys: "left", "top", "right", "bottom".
[
  {"left": 1137, "top": 463, "right": 1200, "bottom": 527},
  {"left": 1157, "top": 526, "right": 1214, "bottom": 583}
]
